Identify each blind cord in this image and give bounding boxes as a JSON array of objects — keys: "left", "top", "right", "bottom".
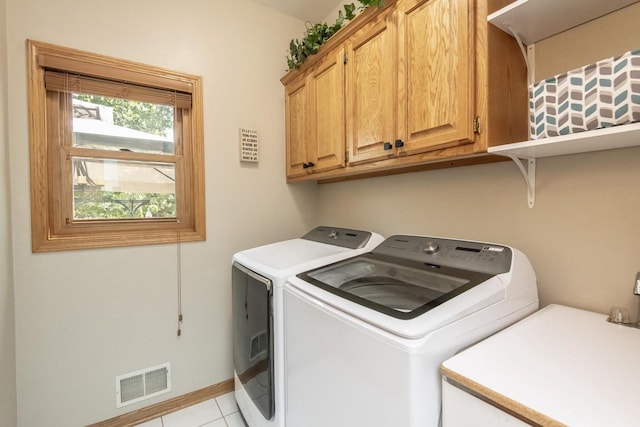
[
  {"left": 177, "top": 230, "right": 183, "bottom": 336},
  {"left": 174, "top": 88, "right": 183, "bottom": 337}
]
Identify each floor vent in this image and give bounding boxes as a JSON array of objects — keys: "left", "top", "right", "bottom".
[{"left": 116, "top": 363, "right": 171, "bottom": 408}]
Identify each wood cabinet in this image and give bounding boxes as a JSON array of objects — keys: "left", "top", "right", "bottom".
[
  {"left": 285, "top": 48, "right": 346, "bottom": 178},
  {"left": 396, "top": 0, "right": 474, "bottom": 155},
  {"left": 345, "top": 6, "right": 397, "bottom": 165},
  {"left": 312, "top": 48, "right": 346, "bottom": 173},
  {"left": 282, "top": 0, "right": 527, "bottom": 182},
  {"left": 284, "top": 72, "right": 309, "bottom": 178}
]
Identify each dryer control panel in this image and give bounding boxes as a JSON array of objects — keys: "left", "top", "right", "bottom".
[
  {"left": 374, "top": 235, "right": 512, "bottom": 275},
  {"left": 302, "top": 226, "right": 373, "bottom": 250}
]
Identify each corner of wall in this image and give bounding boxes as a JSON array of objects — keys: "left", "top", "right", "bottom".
[{"left": 0, "top": 0, "right": 18, "bottom": 424}]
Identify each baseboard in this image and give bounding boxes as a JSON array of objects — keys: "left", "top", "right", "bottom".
[{"left": 88, "top": 378, "right": 234, "bottom": 427}]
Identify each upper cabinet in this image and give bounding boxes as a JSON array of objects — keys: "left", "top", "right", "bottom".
[
  {"left": 345, "top": 6, "right": 397, "bottom": 165},
  {"left": 396, "top": 0, "right": 474, "bottom": 155},
  {"left": 284, "top": 71, "right": 310, "bottom": 178},
  {"left": 311, "top": 48, "right": 347, "bottom": 173},
  {"left": 282, "top": 0, "right": 528, "bottom": 182},
  {"left": 285, "top": 47, "right": 346, "bottom": 178}
]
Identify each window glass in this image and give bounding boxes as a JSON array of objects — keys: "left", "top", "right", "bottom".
[
  {"left": 72, "top": 94, "right": 175, "bottom": 155},
  {"left": 72, "top": 158, "right": 176, "bottom": 219}
]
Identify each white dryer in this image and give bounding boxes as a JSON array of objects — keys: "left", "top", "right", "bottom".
[
  {"left": 231, "top": 226, "right": 384, "bottom": 427},
  {"left": 283, "top": 235, "right": 539, "bottom": 427}
]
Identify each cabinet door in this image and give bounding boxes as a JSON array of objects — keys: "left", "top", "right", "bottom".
[
  {"left": 346, "top": 8, "right": 397, "bottom": 165},
  {"left": 397, "top": 0, "right": 474, "bottom": 155},
  {"left": 285, "top": 73, "right": 310, "bottom": 178},
  {"left": 310, "top": 48, "right": 346, "bottom": 173}
]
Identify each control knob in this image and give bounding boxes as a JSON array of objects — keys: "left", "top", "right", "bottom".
[{"left": 422, "top": 242, "right": 440, "bottom": 255}]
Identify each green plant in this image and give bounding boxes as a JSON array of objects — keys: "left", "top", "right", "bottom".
[{"left": 286, "top": 0, "right": 384, "bottom": 71}]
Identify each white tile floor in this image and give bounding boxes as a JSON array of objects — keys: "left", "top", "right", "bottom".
[{"left": 135, "top": 392, "right": 248, "bottom": 427}]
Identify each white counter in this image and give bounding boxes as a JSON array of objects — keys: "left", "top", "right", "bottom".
[{"left": 441, "top": 304, "right": 640, "bottom": 426}]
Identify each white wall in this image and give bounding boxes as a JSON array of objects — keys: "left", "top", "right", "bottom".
[
  {"left": 534, "top": 2, "right": 640, "bottom": 80},
  {"left": 324, "top": 0, "right": 357, "bottom": 22},
  {"left": 316, "top": 3, "right": 640, "bottom": 320},
  {"left": 1, "top": 0, "right": 18, "bottom": 424},
  {"left": 5, "top": 0, "right": 315, "bottom": 425}
]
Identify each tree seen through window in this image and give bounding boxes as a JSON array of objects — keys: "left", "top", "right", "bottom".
[{"left": 72, "top": 94, "right": 177, "bottom": 219}]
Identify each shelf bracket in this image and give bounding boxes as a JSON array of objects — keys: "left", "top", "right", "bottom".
[
  {"left": 506, "top": 25, "right": 533, "bottom": 84},
  {"left": 502, "top": 154, "right": 536, "bottom": 208}
]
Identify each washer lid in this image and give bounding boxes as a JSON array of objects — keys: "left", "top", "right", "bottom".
[{"left": 298, "top": 253, "right": 494, "bottom": 320}]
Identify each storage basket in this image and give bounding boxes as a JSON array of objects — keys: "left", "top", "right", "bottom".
[{"left": 529, "top": 49, "right": 640, "bottom": 139}]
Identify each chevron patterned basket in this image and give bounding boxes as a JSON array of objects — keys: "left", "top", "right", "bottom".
[{"left": 529, "top": 49, "right": 640, "bottom": 139}]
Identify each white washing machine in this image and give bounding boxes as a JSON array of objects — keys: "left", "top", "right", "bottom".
[
  {"left": 231, "top": 226, "right": 384, "bottom": 427},
  {"left": 283, "top": 235, "right": 539, "bottom": 427}
]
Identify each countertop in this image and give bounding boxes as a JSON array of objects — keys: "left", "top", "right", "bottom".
[{"left": 440, "top": 304, "right": 640, "bottom": 426}]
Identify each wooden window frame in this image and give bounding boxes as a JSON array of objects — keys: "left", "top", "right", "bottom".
[{"left": 27, "top": 40, "right": 206, "bottom": 252}]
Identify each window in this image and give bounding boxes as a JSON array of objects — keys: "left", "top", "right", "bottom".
[{"left": 27, "top": 40, "right": 205, "bottom": 252}]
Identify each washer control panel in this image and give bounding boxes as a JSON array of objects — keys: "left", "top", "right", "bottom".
[{"left": 375, "top": 235, "right": 512, "bottom": 275}]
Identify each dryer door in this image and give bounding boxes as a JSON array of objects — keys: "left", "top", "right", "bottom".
[{"left": 232, "top": 262, "right": 274, "bottom": 420}]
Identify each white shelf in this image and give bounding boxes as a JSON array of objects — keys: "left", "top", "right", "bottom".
[
  {"left": 487, "top": 0, "right": 640, "bottom": 208},
  {"left": 489, "top": 122, "right": 640, "bottom": 208},
  {"left": 488, "top": 0, "right": 639, "bottom": 45},
  {"left": 488, "top": 122, "right": 640, "bottom": 158}
]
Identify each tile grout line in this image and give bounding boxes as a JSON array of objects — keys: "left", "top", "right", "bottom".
[
  {"left": 217, "top": 391, "right": 245, "bottom": 427},
  {"left": 152, "top": 393, "right": 242, "bottom": 427},
  {"left": 214, "top": 396, "right": 228, "bottom": 426}
]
